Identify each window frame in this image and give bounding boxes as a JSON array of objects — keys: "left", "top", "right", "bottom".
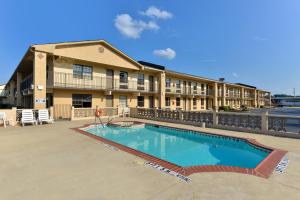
[
  {"left": 137, "top": 73, "right": 144, "bottom": 85},
  {"left": 176, "top": 97, "right": 181, "bottom": 107},
  {"left": 120, "top": 71, "right": 128, "bottom": 83},
  {"left": 176, "top": 80, "right": 181, "bottom": 89},
  {"left": 72, "top": 64, "right": 93, "bottom": 80},
  {"left": 72, "top": 94, "right": 92, "bottom": 108},
  {"left": 165, "top": 97, "right": 171, "bottom": 107},
  {"left": 137, "top": 96, "right": 144, "bottom": 107},
  {"left": 193, "top": 98, "right": 197, "bottom": 106},
  {"left": 165, "top": 78, "right": 171, "bottom": 88}
]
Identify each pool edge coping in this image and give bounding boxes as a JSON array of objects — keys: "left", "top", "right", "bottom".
[{"left": 71, "top": 122, "right": 287, "bottom": 179}]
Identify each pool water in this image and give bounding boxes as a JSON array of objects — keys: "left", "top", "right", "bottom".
[{"left": 86, "top": 125, "right": 270, "bottom": 168}]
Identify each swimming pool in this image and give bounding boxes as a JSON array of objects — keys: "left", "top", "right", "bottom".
[{"left": 85, "top": 124, "right": 270, "bottom": 169}]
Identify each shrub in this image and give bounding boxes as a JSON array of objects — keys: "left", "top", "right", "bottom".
[
  {"left": 219, "top": 106, "right": 231, "bottom": 111},
  {"left": 241, "top": 105, "right": 249, "bottom": 111}
]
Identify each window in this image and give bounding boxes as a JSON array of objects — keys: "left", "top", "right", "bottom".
[
  {"left": 193, "top": 98, "right": 197, "bottom": 106},
  {"left": 165, "top": 78, "right": 171, "bottom": 88},
  {"left": 119, "top": 96, "right": 127, "bottom": 108},
  {"left": 165, "top": 97, "right": 171, "bottom": 107},
  {"left": 137, "top": 96, "right": 144, "bottom": 107},
  {"left": 193, "top": 83, "right": 197, "bottom": 90},
  {"left": 176, "top": 97, "right": 181, "bottom": 107},
  {"left": 201, "top": 98, "right": 204, "bottom": 106},
  {"left": 176, "top": 80, "right": 181, "bottom": 88},
  {"left": 73, "top": 64, "right": 93, "bottom": 80},
  {"left": 120, "top": 71, "right": 128, "bottom": 83},
  {"left": 201, "top": 84, "right": 205, "bottom": 91},
  {"left": 72, "top": 94, "right": 92, "bottom": 108},
  {"left": 137, "top": 73, "right": 144, "bottom": 85}
]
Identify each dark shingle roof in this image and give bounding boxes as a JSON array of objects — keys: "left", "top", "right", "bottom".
[
  {"left": 138, "top": 61, "right": 165, "bottom": 70},
  {"left": 235, "top": 83, "right": 256, "bottom": 89}
]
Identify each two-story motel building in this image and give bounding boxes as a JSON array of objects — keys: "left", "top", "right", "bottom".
[{"left": 3, "top": 40, "right": 271, "bottom": 112}]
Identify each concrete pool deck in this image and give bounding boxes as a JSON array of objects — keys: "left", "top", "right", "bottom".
[{"left": 0, "top": 118, "right": 300, "bottom": 200}]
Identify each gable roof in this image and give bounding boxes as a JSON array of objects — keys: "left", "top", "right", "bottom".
[{"left": 32, "top": 39, "right": 144, "bottom": 70}]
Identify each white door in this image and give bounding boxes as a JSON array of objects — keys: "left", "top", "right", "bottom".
[{"left": 119, "top": 96, "right": 128, "bottom": 108}]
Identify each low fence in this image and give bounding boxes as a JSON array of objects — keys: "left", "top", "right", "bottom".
[
  {"left": 73, "top": 107, "right": 118, "bottom": 120},
  {"left": 0, "top": 106, "right": 119, "bottom": 126},
  {"left": 53, "top": 104, "right": 71, "bottom": 120},
  {"left": 130, "top": 108, "right": 300, "bottom": 138}
]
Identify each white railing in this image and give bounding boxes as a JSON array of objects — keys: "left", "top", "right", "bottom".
[
  {"left": 130, "top": 108, "right": 300, "bottom": 138},
  {"left": 131, "top": 108, "right": 214, "bottom": 125},
  {"left": 165, "top": 87, "right": 213, "bottom": 96},
  {"left": 72, "top": 107, "right": 118, "bottom": 120},
  {"left": 48, "top": 71, "right": 158, "bottom": 93}
]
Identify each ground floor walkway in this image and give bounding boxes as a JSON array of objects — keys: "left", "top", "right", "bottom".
[{"left": 0, "top": 118, "right": 299, "bottom": 200}]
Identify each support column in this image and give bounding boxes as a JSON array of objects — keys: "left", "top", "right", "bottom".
[
  {"left": 16, "top": 72, "right": 22, "bottom": 107},
  {"left": 33, "top": 51, "right": 47, "bottom": 109},
  {"left": 254, "top": 89, "right": 257, "bottom": 108},
  {"left": 9, "top": 81, "right": 15, "bottom": 106},
  {"left": 222, "top": 83, "right": 226, "bottom": 106},
  {"left": 213, "top": 82, "right": 218, "bottom": 110},
  {"left": 159, "top": 72, "right": 165, "bottom": 109},
  {"left": 240, "top": 87, "right": 244, "bottom": 106}
]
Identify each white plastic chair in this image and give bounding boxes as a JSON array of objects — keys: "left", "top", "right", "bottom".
[
  {"left": 0, "top": 112, "right": 8, "bottom": 128},
  {"left": 123, "top": 107, "right": 130, "bottom": 117},
  {"left": 21, "top": 110, "right": 37, "bottom": 127},
  {"left": 38, "top": 109, "right": 54, "bottom": 125}
]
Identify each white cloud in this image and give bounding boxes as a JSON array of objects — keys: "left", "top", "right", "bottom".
[
  {"left": 153, "top": 48, "right": 176, "bottom": 60},
  {"left": 114, "top": 14, "right": 159, "bottom": 39},
  {"left": 232, "top": 72, "right": 239, "bottom": 78},
  {"left": 140, "top": 6, "right": 173, "bottom": 19}
]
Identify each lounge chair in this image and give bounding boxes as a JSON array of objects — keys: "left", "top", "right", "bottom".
[
  {"left": 122, "top": 107, "right": 130, "bottom": 117},
  {"left": 38, "top": 109, "right": 54, "bottom": 125},
  {"left": 0, "top": 112, "right": 8, "bottom": 128},
  {"left": 21, "top": 110, "right": 37, "bottom": 126}
]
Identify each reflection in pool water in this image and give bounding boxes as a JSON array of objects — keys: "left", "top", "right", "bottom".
[{"left": 86, "top": 125, "right": 270, "bottom": 168}]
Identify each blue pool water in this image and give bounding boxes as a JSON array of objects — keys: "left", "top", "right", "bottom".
[{"left": 86, "top": 125, "right": 270, "bottom": 168}]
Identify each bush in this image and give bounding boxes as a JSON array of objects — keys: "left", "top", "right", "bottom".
[
  {"left": 241, "top": 105, "right": 249, "bottom": 111},
  {"left": 219, "top": 106, "right": 231, "bottom": 111}
]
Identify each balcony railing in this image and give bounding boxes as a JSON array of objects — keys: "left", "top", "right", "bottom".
[
  {"left": 244, "top": 94, "right": 255, "bottom": 99},
  {"left": 20, "top": 75, "right": 33, "bottom": 92},
  {"left": 226, "top": 93, "right": 241, "bottom": 98},
  {"left": 48, "top": 72, "right": 158, "bottom": 93},
  {"left": 165, "top": 86, "right": 213, "bottom": 96}
]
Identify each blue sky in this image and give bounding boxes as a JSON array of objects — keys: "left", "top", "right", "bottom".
[{"left": 0, "top": 0, "right": 300, "bottom": 95}]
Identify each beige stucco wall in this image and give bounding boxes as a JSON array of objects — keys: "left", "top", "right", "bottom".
[
  {"left": 52, "top": 89, "right": 159, "bottom": 109},
  {"left": 33, "top": 52, "right": 47, "bottom": 109}
]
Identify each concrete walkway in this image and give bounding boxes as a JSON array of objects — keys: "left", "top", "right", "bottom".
[{"left": 0, "top": 118, "right": 300, "bottom": 200}]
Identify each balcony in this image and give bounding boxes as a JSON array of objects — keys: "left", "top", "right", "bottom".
[
  {"left": 258, "top": 96, "right": 270, "bottom": 102},
  {"left": 165, "top": 86, "right": 213, "bottom": 96},
  {"left": 244, "top": 94, "right": 255, "bottom": 99},
  {"left": 20, "top": 75, "right": 33, "bottom": 95},
  {"left": 47, "top": 72, "right": 158, "bottom": 93},
  {"left": 226, "top": 93, "right": 241, "bottom": 99}
]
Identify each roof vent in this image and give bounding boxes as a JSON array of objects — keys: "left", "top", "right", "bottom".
[{"left": 219, "top": 78, "right": 225, "bottom": 82}]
